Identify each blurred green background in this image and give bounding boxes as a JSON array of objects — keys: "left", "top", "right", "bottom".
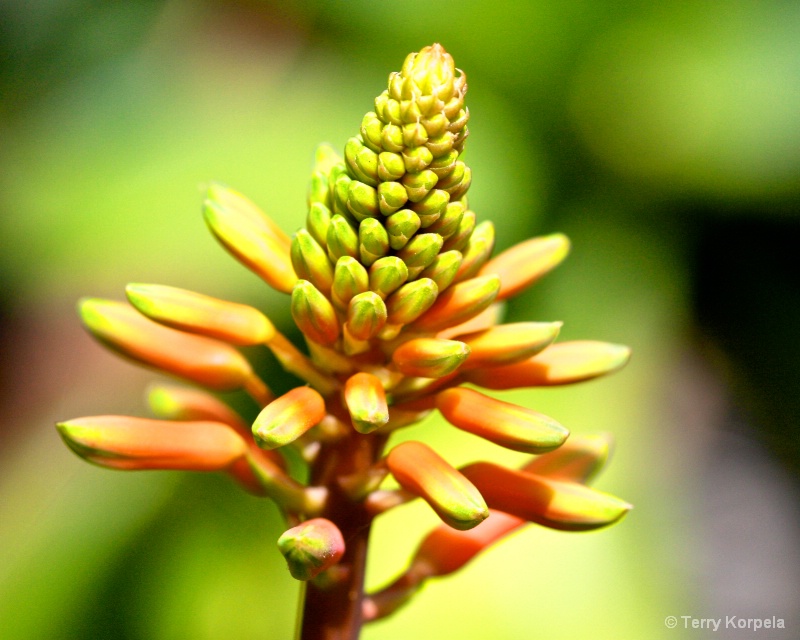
[{"left": 2, "top": 0, "right": 799, "bottom": 638}]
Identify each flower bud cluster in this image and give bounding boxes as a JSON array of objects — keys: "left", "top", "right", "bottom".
[{"left": 55, "top": 44, "right": 632, "bottom": 618}]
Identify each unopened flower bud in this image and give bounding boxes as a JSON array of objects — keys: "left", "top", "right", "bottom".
[
  {"left": 345, "top": 137, "right": 379, "bottom": 186},
  {"left": 347, "top": 292, "right": 387, "bottom": 341},
  {"left": 369, "top": 256, "right": 409, "bottom": 299},
  {"left": 378, "top": 180, "right": 409, "bottom": 214},
  {"left": 458, "top": 322, "right": 562, "bottom": 369},
  {"left": 79, "top": 298, "right": 255, "bottom": 391},
  {"left": 290, "top": 281, "right": 340, "bottom": 346},
  {"left": 332, "top": 256, "right": 369, "bottom": 309},
  {"left": 396, "top": 233, "right": 443, "bottom": 279},
  {"left": 440, "top": 207, "right": 474, "bottom": 252},
  {"left": 344, "top": 372, "right": 389, "bottom": 433},
  {"left": 306, "top": 201, "right": 332, "bottom": 247},
  {"left": 461, "top": 341, "right": 632, "bottom": 389},
  {"left": 147, "top": 383, "right": 246, "bottom": 430},
  {"left": 291, "top": 229, "right": 335, "bottom": 295},
  {"left": 460, "top": 462, "right": 631, "bottom": 531},
  {"left": 411, "top": 275, "right": 500, "bottom": 332},
  {"left": 402, "top": 169, "right": 438, "bottom": 203},
  {"left": 522, "top": 434, "right": 613, "bottom": 484},
  {"left": 57, "top": 415, "right": 246, "bottom": 471},
  {"left": 203, "top": 194, "right": 296, "bottom": 294},
  {"left": 346, "top": 180, "right": 380, "bottom": 221},
  {"left": 278, "top": 518, "right": 345, "bottom": 581},
  {"left": 436, "top": 387, "right": 568, "bottom": 454},
  {"left": 386, "top": 441, "right": 488, "bottom": 530},
  {"left": 391, "top": 338, "right": 470, "bottom": 378},
  {"left": 386, "top": 278, "right": 439, "bottom": 325},
  {"left": 412, "top": 189, "right": 449, "bottom": 228},
  {"left": 326, "top": 214, "right": 359, "bottom": 263},
  {"left": 479, "top": 233, "right": 570, "bottom": 301},
  {"left": 453, "top": 220, "right": 495, "bottom": 283},
  {"left": 386, "top": 210, "right": 421, "bottom": 250},
  {"left": 418, "top": 250, "right": 463, "bottom": 292},
  {"left": 359, "top": 217, "right": 390, "bottom": 266},
  {"left": 126, "top": 284, "right": 275, "bottom": 346},
  {"left": 252, "top": 387, "right": 326, "bottom": 449}
]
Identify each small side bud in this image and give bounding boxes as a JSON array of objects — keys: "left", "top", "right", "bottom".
[
  {"left": 56, "top": 416, "right": 247, "bottom": 471},
  {"left": 436, "top": 387, "right": 568, "bottom": 454},
  {"left": 386, "top": 441, "right": 488, "bottom": 530},
  {"left": 344, "top": 372, "right": 390, "bottom": 433},
  {"left": 252, "top": 387, "right": 326, "bottom": 449},
  {"left": 278, "top": 518, "right": 345, "bottom": 581}
]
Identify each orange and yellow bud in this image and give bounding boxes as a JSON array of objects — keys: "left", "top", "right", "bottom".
[
  {"left": 436, "top": 387, "right": 568, "bottom": 454},
  {"left": 291, "top": 229, "right": 335, "bottom": 295},
  {"left": 278, "top": 518, "right": 346, "bottom": 581},
  {"left": 453, "top": 220, "right": 495, "bottom": 283},
  {"left": 252, "top": 387, "right": 326, "bottom": 449},
  {"left": 79, "top": 298, "right": 257, "bottom": 392},
  {"left": 462, "top": 340, "right": 631, "bottom": 389},
  {"left": 412, "top": 509, "right": 524, "bottom": 577},
  {"left": 346, "top": 292, "right": 388, "bottom": 341},
  {"left": 386, "top": 441, "right": 488, "bottom": 530},
  {"left": 411, "top": 275, "right": 500, "bottom": 332},
  {"left": 291, "top": 281, "right": 341, "bottom": 346},
  {"left": 479, "top": 233, "right": 570, "bottom": 301},
  {"left": 126, "top": 283, "right": 275, "bottom": 346},
  {"left": 203, "top": 187, "right": 296, "bottom": 294},
  {"left": 522, "top": 433, "right": 612, "bottom": 484},
  {"left": 458, "top": 321, "right": 562, "bottom": 369},
  {"left": 460, "top": 462, "right": 631, "bottom": 531},
  {"left": 386, "top": 278, "right": 439, "bottom": 325},
  {"left": 391, "top": 338, "right": 470, "bottom": 378},
  {"left": 344, "top": 372, "right": 389, "bottom": 434},
  {"left": 56, "top": 415, "right": 247, "bottom": 471},
  {"left": 147, "top": 383, "right": 247, "bottom": 431}
]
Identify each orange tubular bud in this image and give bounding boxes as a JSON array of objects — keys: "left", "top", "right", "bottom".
[
  {"left": 252, "top": 387, "right": 326, "bottom": 449},
  {"left": 203, "top": 189, "right": 297, "bottom": 294},
  {"left": 479, "top": 233, "right": 570, "bottom": 301},
  {"left": 521, "top": 433, "right": 612, "bottom": 484},
  {"left": 147, "top": 383, "right": 247, "bottom": 432},
  {"left": 411, "top": 275, "right": 500, "bottom": 333},
  {"left": 386, "top": 441, "right": 488, "bottom": 530},
  {"left": 278, "top": 518, "right": 346, "bottom": 581},
  {"left": 56, "top": 416, "right": 247, "bottom": 471},
  {"left": 391, "top": 338, "right": 470, "bottom": 378},
  {"left": 436, "top": 387, "right": 568, "bottom": 454},
  {"left": 461, "top": 340, "right": 632, "bottom": 389},
  {"left": 460, "top": 462, "right": 632, "bottom": 531},
  {"left": 79, "top": 298, "right": 256, "bottom": 391},
  {"left": 458, "top": 321, "right": 562, "bottom": 369},
  {"left": 344, "top": 372, "right": 389, "bottom": 433},
  {"left": 413, "top": 509, "right": 524, "bottom": 577},
  {"left": 126, "top": 284, "right": 275, "bottom": 345}
]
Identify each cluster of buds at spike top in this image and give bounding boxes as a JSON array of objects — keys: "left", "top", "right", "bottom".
[{"left": 57, "top": 44, "right": 631, "bottom": 622}]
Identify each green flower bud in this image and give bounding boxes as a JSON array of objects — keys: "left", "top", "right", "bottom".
[
  {"left": 453, "top": 220, "right": 495, "bottom": 283},
  {"left": 326, "top": 214, "right": 359, "bottom": 262},
  {"left": 291, "top": 280, "right": 340, "bottom": 346},
  {"left": 422, "top": 113, "right": 449, "bottom": 138},
  {"left": 426, "top": 131, "right": 455, "bottom": 158},
  {"left": 392, "top": 338, "right": 470, "bottom": 378},
  {"left": 441, "top": 209, "right": 475, "bottom": 252},
  {"left": 381, "top": 123, "right": 404, "bottom": 152},
  {"left": 412, "top": 189, "right": 449, "bottom": 228},
  {"left": 344, "top": 372, "right": 390, "bottom": 433},
  {"left": 377, "top": 151, "right": 406, "bottom": 182},
  {"left": 360, "top": 112, "right": 383, "bottom": 153},
  {"left": 332, "top": 256, "right": 369, "bottom": 309},
  {"left": 403, "top": 122, "right": 429, "bottom": 147},
  {"left": 307, "top": 171, "right": 330, "bottom": 209},
  {"left": 426, "top": 200, "right": 465, "bottom": 239},
  {"left": 428, "top": 149, "right": 458, "bottom": 178},
  {"left": 449, "top": 164, "right": 472, "bottom": 200},
  {"left": 345, "top": 137, "right": 379, "bottom": 186},
  {"left": 396, "top": 233, "right": 443, "bottom": 279},
  {"left": 369, "top": 256, "right": 408, "bottom": 299},
  {"left": 386, "top": 210, "right": 421, "bottom": 250},
  {"left": 359, "top": 217, "right": 390, "bottom": 266},
  {"left": 329, "top": 166, "right": 352, "bottom": 218},
  {"left": 412, "top": 275, "right": 500, "bottom": 333},
  {"left": 419, "top": 250, "right": 463, "bottom": 292},
  {"left": 386, "top": 278, "right": 438, "bottom": 325},
  {"left": 306, "top": 201, "right": 332, "bottom": 247},
  {"left": 291, "top": 229, "right": 334, "bottom": 295},
  {"left": 448, "top": 107, "right": 469, "bottom": 133},
  {"left": 313, "top": 143, "right": 343, "bottom": 175},
  {"left": 347, "top": 291, "right": 388, "bottom": 341},
  {"left": 436, "top": 160, "right": 465, "bottom": 192},
  {"left": 402, "top": 169, "right": 438, "bottom": 203},
  {"left": 378, "top": 180, "right": 409, "bottom": 215},
  {"left": 278, "top": 518, "right": 345, "bottom": 581},
  {"left": 346, "top": 180, "right": 380, "bottom": 221},
  {"left": 402, "top": 146, "right": 434, "bottom": 173}
]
